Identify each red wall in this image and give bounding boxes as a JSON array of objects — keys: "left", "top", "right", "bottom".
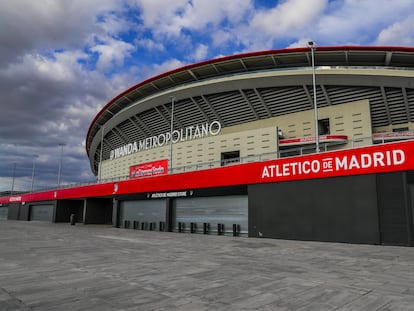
[{"left": 2, "top": 140, "right": 414, "bottom": 204}]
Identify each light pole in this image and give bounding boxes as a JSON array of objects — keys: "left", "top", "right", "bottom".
[
  {"left": 11, "top": 162, "right": 16, "bottom": 195},
  {"left": 57, "top": 143, "right": 65, "bottom": 187},
  {"left": 169, "top": 96, "right": 175, "bottom": 173},
  {"left": 98, "top": 125, "right": 105, "bottom": 182},
  {"left": 308, "top": 41, "right": 320, "bottom": 153},
  {"left": 30, "top": 155, "right": 37, "bottom": 192}
]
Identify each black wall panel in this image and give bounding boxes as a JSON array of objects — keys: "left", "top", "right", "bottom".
[
  {"left": 409, "top": 184, "right": 414, "bottom": 244},
  {"left": 7, "top": 203, "right": 20, "bottom": 220},
  {"left": 19, "top": 204, "right": 30, "bottom": 221},
  {"left": 406, "top": 170, "right": 414, "bottom": 183},
  {"left": 55, "top": 200, "right": 84, "bottom": 223},
  {"left": 249, "top": 174, "right": 380, "bottom": 245},
  {"left": 377, "top": 172, "right": 412, "bottom": 246},
  {"left": 84, "top": 198, "right": 113, "bottom": 224},
  {"left": 113, "top": 199, "right": 119, "bottom": 228}
]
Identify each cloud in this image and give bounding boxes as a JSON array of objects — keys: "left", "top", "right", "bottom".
[
  {"left": 133, "top": 0, "right": 252, "bottom": 37},
  {"left": 0, "top": 0, "right": 140, "bottom": 191},
  {"left": 132, "top": 0, "right": 188, "bottom": 37},
  {"left": 316, "top": 0, "right": 414, "bottom": 45},
  {"left": 250, "top": 0, "right": 327, "bottom": 36},
  {"left": 0, "top": 0, "right": 123, "bottom": 65},
  {"left": 90, "top": 38, "right": 136, "bottom": 71},
  {"left": 376, "top": 14, "right": 414, "bottom": 46},
  {"left": 152, "top": 58, "right": 186, "bottom": 76},
  {"left": 229, "top": 0, "right": 326, "bottom": 51},
  {"left": 171, "top": 0, "right": 252, "bottom": 32},
  {"left": 136, "top": 38, "right": 165, "bottom": 51},
  {"left": 192, "top": 44, "right": 209, "bottom": 62}
]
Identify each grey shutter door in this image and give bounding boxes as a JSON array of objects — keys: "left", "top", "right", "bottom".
[
  {"left": 30, "top": 205, "right": 54, "bottom": 221},
  {"left": 174, "top": 195, "right": 248, "bottom": 235},
  {"left": 0, "top": 207, "right": 8, "bottom": 220},
  {"left": 119, "top": 199, "right": 166, "bottom": 229}
]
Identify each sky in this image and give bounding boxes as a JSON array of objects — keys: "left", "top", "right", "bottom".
[{"left": 0, "top": 0, "right": 413, "bottom": 193}]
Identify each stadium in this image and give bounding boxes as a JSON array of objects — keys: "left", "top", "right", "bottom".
[{"left": 1, "top": 45, "right": 414, "bottom": 246}]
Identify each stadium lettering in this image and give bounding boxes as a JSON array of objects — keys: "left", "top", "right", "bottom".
[
  {"left": 261, "top": 160, "right": 321, "bottom": 178},
  {"left": 335, "top": 150, "right": 405, "bottom": 170},
  {"left": 110, "top": 121, "right": 221, "bottom": 160},
  {"left": 261, "top": 149, "right": 406, "bottom": 179}
]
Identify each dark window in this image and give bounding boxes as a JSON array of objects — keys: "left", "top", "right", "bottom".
[
  {"left": 318, "top": 118, "right": 330, "bottom": 135},
  {"left": 221, "top": 151, "right": 240, "bottom": 166}
]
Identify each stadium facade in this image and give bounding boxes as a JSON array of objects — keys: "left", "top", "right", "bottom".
[{"left": 2, "top": 46, "right": 414, "bottom": 246}]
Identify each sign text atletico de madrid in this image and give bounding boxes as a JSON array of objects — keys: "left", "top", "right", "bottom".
[{"left": 262, "top": 149, "right": 405, "bottom": 179}]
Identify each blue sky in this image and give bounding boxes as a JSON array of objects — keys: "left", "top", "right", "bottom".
[{"left": 0, "top": 0, "right": 413, "bottom": 192}]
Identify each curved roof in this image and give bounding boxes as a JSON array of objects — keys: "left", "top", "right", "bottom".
[
  {"left": 86, "top": 46, "right": 414, "bottom": 174},
  {"left": 86, "top": 46, "right": 414, "bottom": 154}
]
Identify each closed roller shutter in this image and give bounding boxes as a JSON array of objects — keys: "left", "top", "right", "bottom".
[
  {"left": 119, "top": 199, "right": 166, "bottom": 229},
  {"left": 174, "top": 195, "right": 248, "bottom": 236},
  {"left": 0, "top": 207, "right": 8, "bottom": 220},
  {"left": 30, "top": 204, "right": 54, "bottom": 222}
]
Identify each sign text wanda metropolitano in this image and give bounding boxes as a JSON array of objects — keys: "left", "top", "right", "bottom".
[{"left": 110, "top": 121, "right": 221, "bottom": 160}]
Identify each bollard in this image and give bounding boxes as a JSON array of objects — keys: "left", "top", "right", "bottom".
[
  {"left": 233, "top": 224, "right": 240, "bottom": 237},
  {"left": 70, "top": 214, "right": 76, "bottom": 226},
  {"left": 203, "top": 223, "right": 210, "bottom": 234},
  {"left": 218, "top": 223, "right": 225, "bottom": 235}
]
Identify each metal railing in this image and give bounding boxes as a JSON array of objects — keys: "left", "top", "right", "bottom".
[{"left": 60, "top": 136, "right": 375, "bottom": 187}]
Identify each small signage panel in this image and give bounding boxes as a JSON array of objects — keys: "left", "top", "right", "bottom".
[{"left": 129, "top": 159, "right": 168, "bottom": 179}]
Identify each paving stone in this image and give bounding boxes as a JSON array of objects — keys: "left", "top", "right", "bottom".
[{"left": 1, "top": 220, "right": 414, "bottom": 310}]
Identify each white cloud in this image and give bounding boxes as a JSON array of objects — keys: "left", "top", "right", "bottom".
[
  {"left": 250, "top": 0, "right": 327, "bottom": 36},
  {"left": 376, "top": 14, "right": 414, "bottom": 46},
  {"left": 131, "top": 0, "right": 188, "bottom": 36},
  {"left": 90, "top": 38, "right": 135, "bottom": 71},
  {"left": 212, "top": 30, "right": 233, "bottom": 47},
  {"left": 133, "top": 0, "right": 252, "bottom": 37},
  {"left": 131, "top": 0, "right": 188, "bottom": 25},
  {"left": 1, "top": 51, "right": 83, "bottom": 83},
  {"left": 173, "top": 0, "right": 252, "bottom": 31},
  {"left": 192, "top": 44, "right": 209, "bottom": 61},
  {"left": 152, "top": 58, "right": 186, "bottom": 76},
  {"left": 316, "top": 0, "right": 414, "bottom": 45},
  {"left": 136, "top": 38, "right": 165, "bottom": 51},
  {"left": 98, "top": 11, "right": 133, "bottom": 36}
]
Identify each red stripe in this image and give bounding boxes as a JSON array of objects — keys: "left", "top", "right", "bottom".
[{"left": 2, "top": 140, "right": 414, "bottom": 204}]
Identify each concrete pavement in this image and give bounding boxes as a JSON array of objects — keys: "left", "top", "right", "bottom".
[{"left": 1, "top": 220, "right": 414, "bottom": 310}]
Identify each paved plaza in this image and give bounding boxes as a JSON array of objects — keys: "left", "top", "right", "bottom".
[{"left": 1, "top": 221, "right": 414, "bottom": 310}]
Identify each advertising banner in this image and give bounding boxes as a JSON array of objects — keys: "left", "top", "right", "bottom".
[
  {"left": 260, "top": 141, "right": 414, "bottom": 182},
  {"left": 372, "top": 131, "right": 414, "bottom": 141},
  {"left": 129, "top": 159, "right": 168, "bottom": 178},
  {"left": 279, "top": 135, "right": 348, "bottom": 146}
]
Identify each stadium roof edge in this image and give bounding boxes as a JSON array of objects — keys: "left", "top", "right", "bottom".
[{"left": 85, "top": 45, "right": 414, "bottom": 156}]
